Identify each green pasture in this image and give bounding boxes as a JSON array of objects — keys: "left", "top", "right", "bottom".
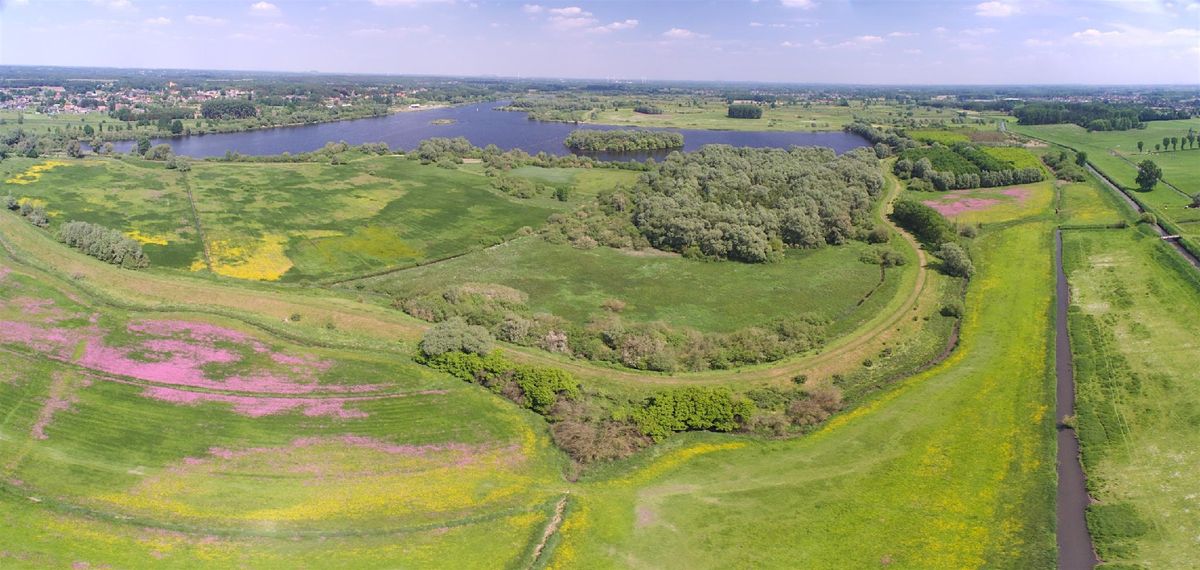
[
  {"left": 353, "top": 237, "right": 903, "bottom": 334},
  {"left": 550, "top": 195, "right": 1058, "bottom": 568},
  {"left": 1063, "top": 228, "right": 1200, "bottom": 568}
]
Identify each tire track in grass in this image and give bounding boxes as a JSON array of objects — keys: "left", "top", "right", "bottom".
[{"left": 179, "top": 172, "right": 213, "bottom": 272}]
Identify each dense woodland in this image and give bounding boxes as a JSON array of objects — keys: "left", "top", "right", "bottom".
[
  {"left": 564, "top": 129, "right": 683, "bottom": 152},
  {"left": 1012, "top": 102, "right": 1191, "bottom": 131}
]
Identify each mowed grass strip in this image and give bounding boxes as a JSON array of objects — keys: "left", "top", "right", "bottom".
[
  {"left": 1063, "top": 228, "right": 1200, "bottom": 568},
  {"left": 546, "top": 219, "right": 1057, "bottom": 569}
]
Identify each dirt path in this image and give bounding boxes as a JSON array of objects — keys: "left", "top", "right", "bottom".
[{"left": 1054, "top": 230, "right": 1099, "bottom": 570}]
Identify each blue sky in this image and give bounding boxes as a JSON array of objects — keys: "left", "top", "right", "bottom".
[{"left": 2, "top": 0, "right": 1198, "bottom": 84}]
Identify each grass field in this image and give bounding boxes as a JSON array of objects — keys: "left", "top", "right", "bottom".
[
  {"left": 1062, "top": 228, "right": 1200, "bottom": 568},
  {"left": 0, "top": 250, "right": 567, "bottom": 566},
  {"left": 546, "top": 178, "right": 1058, "bottom": 568},
  {"left": 1014, "top": 119, "right": 1200, "bottom": 239},
  {"left": 0, "top": 156, "right": 589, "bottom": 282},
  {"left": 352, "top": 237, "right": 902, "bottom": 334}
]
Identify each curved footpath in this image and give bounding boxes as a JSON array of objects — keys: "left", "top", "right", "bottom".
[{"left": 1055, "top": 230, "right": 1099, "bottom": 570}]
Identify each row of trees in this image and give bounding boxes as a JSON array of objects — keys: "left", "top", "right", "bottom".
[
  {"left": 1013, "top": 102, "right": 1148, "bottom": 131},
  {"left": 633, "top": 104, "right": 663, "bottom": 115},
  {"left": 56, "top": 221, "right": 150, "bottom": 269},
  {"left": 416, "top": 319, "right": 756, "bottom": 462},
  {"left": 1137, "top": 131, "right": 1198, "bottom": 153},
  {"left": 563, "top": 129, "right": 684, "bottom": 152},
  {"left": 4, "top": 195, "right": 49, "bottom": 228},
  {"left": 400, "top": 282, "right": 831, "bottom": 372}
]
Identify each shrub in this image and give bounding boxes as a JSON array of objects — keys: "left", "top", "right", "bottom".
[
  {"left": 940, "top": 302, "right": 965, "bottom": 318},
  {"left": 631, "top": 387, "right": 755, "bottom": 441},
  {"left": 421, "top": 350, "right": 579, "bottom": 413},
  {"left": 890, "top": 200, "right": 957, "bottom": 246},
  {"left": 937, "top": 242, "right": 974, "bottom": 278},
  {"left": 419, "top": 317, "right": 494, "bottom": 357}
]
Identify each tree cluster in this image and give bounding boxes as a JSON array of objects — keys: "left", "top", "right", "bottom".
[
  {"left": 633, "top": 104, "right": 664, "bottom": 115},
  {"left": 200, "top": 99, "right": 258, "bottom": 120},
  {"left": 1041, "top": 150, "right": 1088, "bottom": 182},
  {"left": 1013, "top": 102, "right": 1147, "bottom": 131},
  {"left": 564, "top": 129, "right": 684, "bottom": 152},
  {"left": 628, "top": 146, "right": 883, "bottom": 262},
  {"left": 727, "top": 104, "right": 763, "bottom": 119},
  {"left": 629, "top": 387, "right": 755, "bottom": 441},
  {"left": 889, "top": 199, "right": 957, "bottom": 247},
  {"left": 56, "top": 220, "right": 150, "bottom": 268},
  {"left": 5, "top": 195, "right": 49, "bottom": 228}
]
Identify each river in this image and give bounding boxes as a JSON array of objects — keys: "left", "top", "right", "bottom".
[{"left": 108, "top": 102, "right": 869, "bottom": 160}]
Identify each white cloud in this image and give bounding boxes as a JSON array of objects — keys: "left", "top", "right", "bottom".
[
  {"left": 369, "top": 0, "right": 450, "bottom": 4},
  {"left": 1024, "top": 38, "right": 1054, "bottom": 47},
  {"left": 548, "top": 6, "right": 587, "bottom": 16},
  {"left": 90, "top": 0, "right": 134, "bottom": 10},
  {"left": 591, "top": 19, "right": 638, "bottom": 33},
  {"left": 1071, "top": 28, "right": 1121, "bottom": 45},
  {"left": 975, "top": 1, "right": 1018, "bottom": 17},
  {"left": 186, "top": 14, "right": 227, "bottom": 25},
  {"left": 932, "top": 26, "right": 948, "bottom": 34},
  {"left": 144, "top": 16, "right": 170, "bottom": 25},
  {"left": 249, "top": 1, "right": 279, "bottom": 16},
  {"left": 780, "top": 0, "right": 817, "bottom": 9},
  {"left": 961, "top": 27, "right": 997, "bottom": 36},
  {"left": 662, "top": 27, "right": 706, "bottom": 40},
  {"left": 522, "top": 4, "right": 543, "bottom": 13},
  {"left": 887, "top": 31, "right": 916, "bottom": 37}
]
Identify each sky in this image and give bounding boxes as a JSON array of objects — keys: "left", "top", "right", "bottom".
[{"left": 1, "top": 0, "right": 1198, "bottom": 84}]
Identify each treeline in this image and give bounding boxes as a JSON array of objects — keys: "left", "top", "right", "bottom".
[
  {"left": 1042, "top": 150, "right": 1088, "bottom": 182},
  {"left": 564, "top": 129, "right": 683, "bottom": 152},
  {"left": 894, "top": 143, "right": 1043, "bottom": 191},
  {"left": 416, "top": 319, "right": 756, "bottom": 463},
  {"left": 408, "top": 136, "right": 656, "bottom": 172},
  {"left": 56, "top": 221, "right": 150, "bottom": 268},
  {"left": 634, "top": 105, "right": 663, "bottom": 115},
  {"left": 888, "top": 201, "right": 975, "bottom": 278},
  {"left": 200, "top": 99, "right": 258, "bottom": 120},
  {"left": 399, "top": 283, "right": 830, "bottom": 372},
  {"left": 727, "top": 104, "right": 763, "bottom": 119},
  {"left": 1013, "top": 102, "right": 1190, "bottom": 131},
  {"left": 843, "top": 121, "right": 918, "bottom": 153},
  {"left": 110, "top": 106, "right": 193, "bottom": 122}
]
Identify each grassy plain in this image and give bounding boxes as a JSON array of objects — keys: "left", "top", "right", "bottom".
[
  {"left": 0, "top": 249, "right": 566, "bottom": 567},
  {"left": 547, "top": 180, "right": 1058, "bottom": 568},
  {"left": 569, "top": 99, "right": 1006, "bottom": 132},
  {"left": 1063, "top": 227, "right": 1200, "bottom": 568},
  {"left": 1014, "top": 119, "right": 1200, "bottom": 238},
  {"left": 354, "top": 237, "right": 901, "bottom": 334}
]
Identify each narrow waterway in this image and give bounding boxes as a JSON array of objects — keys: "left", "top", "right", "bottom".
[{"left": 1055, "top": 230, "right": 1098, "bottom": 570}]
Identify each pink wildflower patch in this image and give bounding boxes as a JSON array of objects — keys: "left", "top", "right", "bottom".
[
  {"left": 922, "top": 197, "right": 1000, "bottom": 217},
  {"left": 0, "top": 266, "right": 11, "bottom": 281},
  {"left": 0, "top": 321, "right": 76, "bottom": 358},
  {"left": 1002, "top": 187, "right": 1032, "bottom": 201},
  {"left": 141, "top": 386, "right": 369, "bottom": 418}
]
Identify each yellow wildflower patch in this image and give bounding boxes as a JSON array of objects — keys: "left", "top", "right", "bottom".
[
  {"left": 126, "top": 229, "right": 171, "bottom": 246},
  {"left": 200, "top": 233, "right": 294, "bottom": 281},
  {"left": 5, "top": 161, "right": 69, "bottom": 185}
]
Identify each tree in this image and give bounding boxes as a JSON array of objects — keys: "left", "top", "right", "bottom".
[
  {"left": 135, "top": 135, "right": 151, "bottom": 156},
  {"left": 1135, "top": 160, "right": 1162, "bottom": 191},
  {"left": 937, "top": 242, "right": 974, "bottom": 278},
  {"left": 1155, "top": 143, "right": 1161, "bottom": 152},
  {"left": 82, "top": 124, "right": 95, "bottom": 136},
  {"left": 1162, "top": 137, "right": 1170, "bottom": 152},
  {"left": 1188, "top": 132, "right": 1196, "bottom": 149},
  {"left": 1137, "top": 141, "right": 1144, "bottom": 153},
  {"left": 1171, "top": 136, "right": 1179, "bottom": 151},
  {"left": 169, "top": 119, "right": 184, "bottom": 135},
  {"left": 66, "top": 139, "right": 83, "bottom": 158},
  {"left": 1074, "top": 151, "right": 1088, "bottom": 167},
  {"left": 1191, "top": 193, "right": 1200, "bottom": 209}
]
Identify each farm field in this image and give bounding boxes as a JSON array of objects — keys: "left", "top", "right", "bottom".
[
  {"left": 1062, "top": 228, "right": 1200, "bottom": 569},
  {"left": 352, "top": 236, "right": 902, "bottom": 334}
]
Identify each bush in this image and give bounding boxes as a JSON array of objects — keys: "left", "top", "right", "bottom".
[
  {"left": 633, "top": 104, "right": 663, "bottom": 115},
  {"left": 630, "top": 387, "right": 754, "bottom": 441},
  {"left": 890, "top": 200, "right": 957, "bottom": 246},
  {"left": 419, "top": 317, "right": 494, "bottom": 357},
  {"left": 940, "top": 302, "right": 965, "bottom": 318},
  {"left": 420, "top": 350, "right": 579, "bottom": 413},
  {"left": 936, "top": 242, "right": 974, "bottom": 278}
]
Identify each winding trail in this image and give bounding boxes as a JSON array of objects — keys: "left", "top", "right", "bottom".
[{"left": 1054, "top": 230, "right": 1098, "bottom": 570}]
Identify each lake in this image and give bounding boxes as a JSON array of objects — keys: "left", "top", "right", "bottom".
[{"left": 110, "top": 102, "right": 869, "bottom": 160}]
